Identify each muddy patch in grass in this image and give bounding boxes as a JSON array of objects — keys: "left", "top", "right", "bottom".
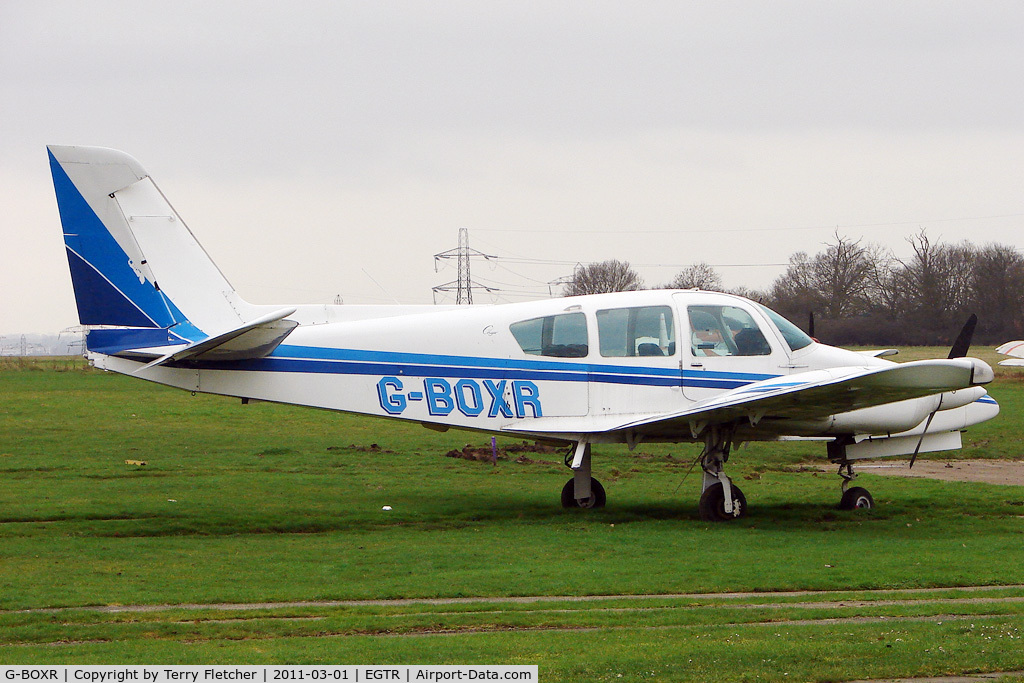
[{"left": 445, "top": 441, "right": 564, "bottom": 465}]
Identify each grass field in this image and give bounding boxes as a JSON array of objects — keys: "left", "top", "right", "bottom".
[{"left": 2, "top": 356, "right": 1024, "bottom": 680}]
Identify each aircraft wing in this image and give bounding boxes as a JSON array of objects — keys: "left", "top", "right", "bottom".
[
  {"left": 509, "top": 358, "right": 992, "bottom": 437},
  {"left": 856, "top": 349, "right": 898, "bottom": 358},
  {"left": 996, "top": 340, "right": 1024, "bottom": 366}
]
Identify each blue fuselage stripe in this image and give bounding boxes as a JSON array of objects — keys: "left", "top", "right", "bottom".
[
  {"left": 182, "top": 345, "right": 776, "bottom": 389},
  {"left": 133, "top": 342, "right": 1000, "bottom": 407},
  {"left": 273, "top": 344, "right": 776, "bottom": 380}
]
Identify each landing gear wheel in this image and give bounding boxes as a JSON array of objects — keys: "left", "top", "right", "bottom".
[
  {"left": 698, "top": 482, "right": 747, "bottom": 522},
  {"left": 561, "top": 478, "right": 606, "bottom": 509},
  {"left": 839, "top": 486, "right": 874, "bottom": 510}
]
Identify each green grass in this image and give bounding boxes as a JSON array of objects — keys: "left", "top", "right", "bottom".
[{"left": 2, "top": 356, "right": 1024, "bottom": 679}]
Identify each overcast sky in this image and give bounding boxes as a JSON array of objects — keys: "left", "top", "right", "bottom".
[{"left": 2, "top": 1, "right": 1023, "bottom": 335}]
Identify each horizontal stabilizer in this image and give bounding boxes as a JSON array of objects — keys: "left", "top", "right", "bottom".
[{"left": 137, "top": 308, "right": 298, "bottom": 371}]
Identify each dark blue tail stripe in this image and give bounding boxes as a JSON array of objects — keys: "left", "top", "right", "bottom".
[{"left": 66, "top": 248, "right": 158, "bottom": 328}]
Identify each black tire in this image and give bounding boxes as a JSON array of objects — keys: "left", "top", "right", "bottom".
[
  {"left": 560, "top": 478, "right": 606, "bottom": 509},
  {"left": 698, "top": 482, "right": 747, "bottom": 522},
  {"left": 839, "top": 486, "right": 874, "bottom": 510}
]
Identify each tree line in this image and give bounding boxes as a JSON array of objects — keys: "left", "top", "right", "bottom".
[{"left": 564, "top": 230, "right": 1024, "bottom": 346}]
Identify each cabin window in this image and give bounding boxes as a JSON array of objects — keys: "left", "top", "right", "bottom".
[
  {"left": 688, "top": 305, "right": 772, "bottom": 357},
  {"left": 510, "top": 312, "right": 589, "bottom": 357},
  {"left": 596, "top": 306, "right": 676, "bottom": 357}
]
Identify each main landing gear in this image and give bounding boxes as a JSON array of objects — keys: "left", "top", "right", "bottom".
[
  {"left": 829, "top": 439, "right": 874, "bottom": 511},
  {"left": 560, "top": 433, "right": 748, "bottom": 520},
  {"left": 561, "top": 440, "right": 606, "bottom": 509},
  {"left": 697, "top": 426, "right": 746, "bottom": 522}
]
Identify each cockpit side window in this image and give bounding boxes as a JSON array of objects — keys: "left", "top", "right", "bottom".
[
  {"left": 688, "top": 305, "right": 772, "bottom": 357},
  {"left": 510, "top": 312, "right": 589, "bottom": 358},
  {"left": 756, "top": 303, "right": 813, "bottom": 351},
  {"left": 596, "top": 306, "right": 676, "bottom": 357}
]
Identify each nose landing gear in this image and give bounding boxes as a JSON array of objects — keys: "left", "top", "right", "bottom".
[{"left": 836, "top": 460, "right": 874, "bottom": 511}]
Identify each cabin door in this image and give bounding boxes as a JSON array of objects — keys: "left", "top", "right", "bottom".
[{"left": 674, "top": 293, "right": 787, "bottom": 403}]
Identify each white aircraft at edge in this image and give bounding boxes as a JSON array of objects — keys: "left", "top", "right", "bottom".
[
  {"left": 996, "top": 341, "right": 1024, "bottom": 367},
  {"left": 48, "top": 145, "right": 1000, "bottom": 522}
]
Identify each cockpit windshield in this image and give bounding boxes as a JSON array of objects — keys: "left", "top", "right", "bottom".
[{"left": 756, "top": 304, "right": 813, "bottom": 351}]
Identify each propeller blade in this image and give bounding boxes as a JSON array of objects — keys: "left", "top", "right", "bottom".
[
  {"left": 908, "top": 408, "right": 939, "bottom": 469},
  {"left": 808, "top": 311, "right": 815, "bottom": 339},
  {"left": 948, "top": 314, "right": 978, "bottom": 359}
]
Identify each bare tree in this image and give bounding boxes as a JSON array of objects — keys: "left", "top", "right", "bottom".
[
  {"left": 564, "top": 260, "right": 644, "bottom": 296},
  {"left": 770, "top": 250, "right": 815, "bottom": 309},
  {"left": 968, "top": 242, "right": 1024, "bottom": 342},
  {"left": 726, "top": 285, "right": 769, "bottom": 304},
  {"left": 552, "top": 233, "right": 1024, "bottom": 346},
  {"left": 768, "top": 234, "right": 878, "bottom": 322},
  {"left": 864, "top": 245, "right": 902, "bottom": 318},
  {"left": 767, "top": 251, "right": 817, "bottom": 322},
  {"left": 812, "top": 235, "right": 877, "bottom": 319},
  {"left": 665, "top": 262, "right": 723, "bottom": 290},
  {"left": 890, "top": 230, "right": 975, "bottom": 334}
]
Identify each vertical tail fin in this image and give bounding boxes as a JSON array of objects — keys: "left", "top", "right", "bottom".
[{"left": 48, "top": 146, "right": 256, "bottom": 343}]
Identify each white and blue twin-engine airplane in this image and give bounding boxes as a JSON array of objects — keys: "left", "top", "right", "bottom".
[{"left": 49, "top": 145, "right": 1000, "bottom": 521}]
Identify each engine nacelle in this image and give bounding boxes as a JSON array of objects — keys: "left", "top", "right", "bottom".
[
  {"left": 828, "top": 396, "right": 939, "bottom": 435},
  {"left": 936, "top": 386, "right": 988, "bottom": 411}
]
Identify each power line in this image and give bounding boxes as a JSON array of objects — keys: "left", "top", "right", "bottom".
[
  {"left": 469, "top": 234, "right": 787, "bottom": 270},
  {"left": 472, "top": 212, "right": 1024, "bottom": 236},
  {"left": 488, "top": 255, "right": 789, "bottom": 269},
  {"left": 432, "top": 228, "right": 801, "bottom": 304},
  {"left": 452, "top": 234, "right": 790, "bottom": 302}
]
